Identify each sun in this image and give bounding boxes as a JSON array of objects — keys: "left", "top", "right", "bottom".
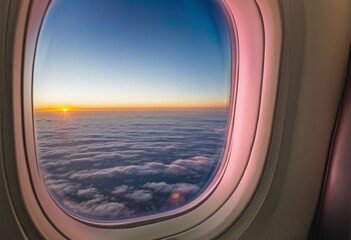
[{"left": 59, "top": 107, "right": 72, "bottom": 120}]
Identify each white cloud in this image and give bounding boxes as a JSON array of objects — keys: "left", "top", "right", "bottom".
[
  {"left": 111, "top": 185, "right": 129, "bottom": 195},
  {"left": 77, "top": 187, "right": 98, "bottom": 197},
  {"left": 143, "top": 182, "right": 200, "bottom": 196},
  {"left": 125, "top": 190, "right": 153, "bottom": 202}
]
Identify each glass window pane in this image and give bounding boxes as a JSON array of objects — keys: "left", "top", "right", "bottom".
[{"left": 33, "top": 0, "right": 232, "bottom": 222}]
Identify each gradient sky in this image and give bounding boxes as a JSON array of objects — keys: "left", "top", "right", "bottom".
[{"left": 33, "top": 0, "right": 232, "bottom": 111}]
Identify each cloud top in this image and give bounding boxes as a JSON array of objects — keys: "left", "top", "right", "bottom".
[{"left": 35, "top": 110, "right": 228, "bottom": 220}]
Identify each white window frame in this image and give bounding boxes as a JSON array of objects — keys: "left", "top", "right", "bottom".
[{"left": 10, "top": 0, "right": 282, "bottom": 239}]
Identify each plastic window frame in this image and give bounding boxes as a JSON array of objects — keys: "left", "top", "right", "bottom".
[{"left": 11, "top": 0, "right": 282, "bottom": 239}]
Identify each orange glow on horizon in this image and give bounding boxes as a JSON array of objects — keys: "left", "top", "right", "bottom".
[{"left": 34, "top": 103, "right": 229, "bottom": 112}]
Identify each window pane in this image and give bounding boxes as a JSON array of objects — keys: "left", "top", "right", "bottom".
[{"left": 33, "top": 0, "right": 231, "bottom": 222}]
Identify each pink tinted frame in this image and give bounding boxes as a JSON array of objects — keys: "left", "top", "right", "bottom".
[{"left": 11, "top": 0, "right": 282, "bottom": 239}]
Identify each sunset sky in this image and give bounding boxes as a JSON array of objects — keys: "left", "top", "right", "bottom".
[{"left": 33, "top": 0, "right": 231, "bottom": 111}]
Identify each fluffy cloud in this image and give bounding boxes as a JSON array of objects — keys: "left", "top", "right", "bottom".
[
  {"left": 35, "top": 109, "right": 228, "bottom": 220},
  {"left": 48, "top": 181, "right": 80, "bottom": 196},
  {"left": 68, "top": 155, "right": 213, "bottom": 180},
  {"left": 76, "top": 187, "right": 98, "bottom": 197},
  {"left": 111, "top": 185, "right": 129, "bottom": 195},
  {"left": 63, "top": 198, "right": 128, "bottom": 218},
  {"left": 143, "top": 182, "right": 200, "bottom": 196},
  {"left": 125, "top": 190, "right": 153, "bottom": 202}
]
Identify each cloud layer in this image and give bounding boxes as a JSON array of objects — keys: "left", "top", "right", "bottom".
[{"left": 35, "top": 110, "right": 228, "bottom": 220}]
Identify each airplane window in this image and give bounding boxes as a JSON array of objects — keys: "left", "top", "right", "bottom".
[{"left": 33, "top": 0, "right": 231, "bottom": 223}]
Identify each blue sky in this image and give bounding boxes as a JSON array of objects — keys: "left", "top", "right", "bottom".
[{"left": 33, "top": 0, "right": 231, "bottom": 110}]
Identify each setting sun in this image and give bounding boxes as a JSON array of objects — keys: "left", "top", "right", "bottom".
[{"left": 62, "top": 108, "right": 70, "bottom": 112}]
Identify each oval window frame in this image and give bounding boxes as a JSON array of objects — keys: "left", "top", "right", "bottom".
[{"left": 11, "top": 0, "right": 282, "bottom": 239}]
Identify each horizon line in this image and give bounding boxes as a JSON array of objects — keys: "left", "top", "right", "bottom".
[{"left": 34, "top": 106, "right": 229, "bottom": 112}]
